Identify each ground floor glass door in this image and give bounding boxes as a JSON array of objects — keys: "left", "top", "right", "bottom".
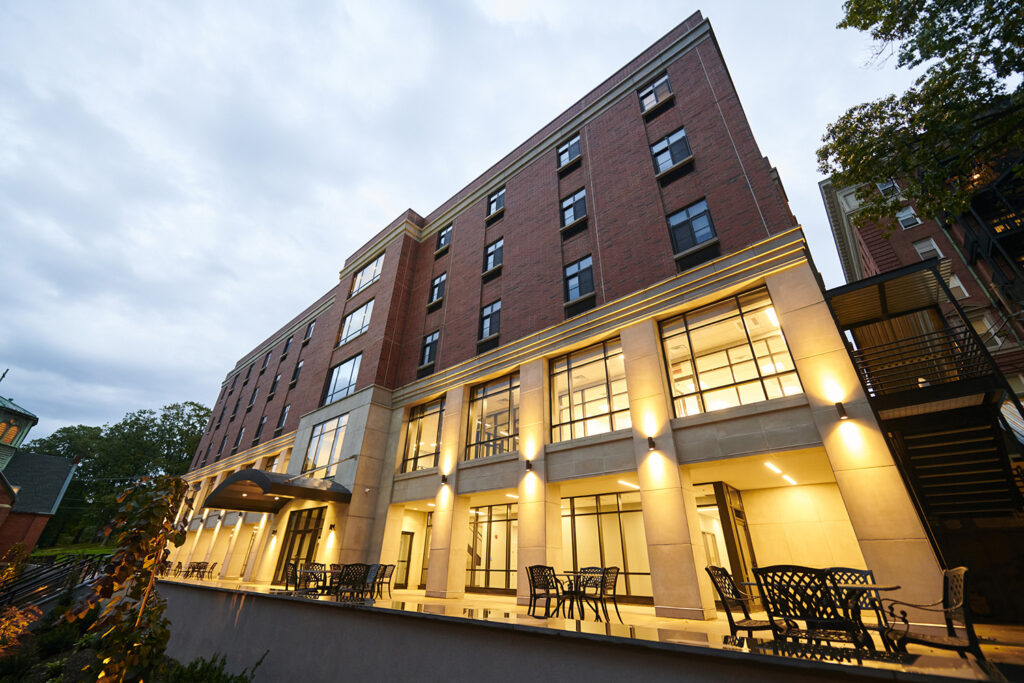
[
  {"left": 395, "top": 531, "right": 414, "bottom": 588},
  {"left": 272, "top": 506, "right": 326, "bottom": 584},
  {"left": 466, "top": 503, "right": 517, "bottom": 592}
]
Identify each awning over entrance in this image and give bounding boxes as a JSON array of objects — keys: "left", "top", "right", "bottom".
[
  {"left": 202, "top": 470, "right": 352, "bottom": 514},
  {"left": 826, "top": 258, "right": 952, "bottom": 328}
]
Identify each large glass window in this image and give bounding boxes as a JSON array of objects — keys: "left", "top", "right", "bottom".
[
  {"left": 561, "top": 491, "right": 651, "bottom": 598},
  {"left": 302, "top": 414, "right": 348, "bottom": 478},
  {"left": 338, "top": 300, "right": 373, "bottom": 346},
  {"left": 661, "top": 287, "right": 802, "bottom": 417},
  {"left": 323, "top": 354, "right": 361, "bottom": 405},
  {"left": 651, "top": 128, "right": 691, "bottom": 174},
  {"left": 667, "top": 199, "right": 715, "bottom": 254},
  {"left": 350, "top": 253, "right": 384, "bottom": 296},
  {"left": 466, "top": 372, "right": 519, "bottom": 461},
  {"left": 401, "top": 398, "right": 444, "bottom": 472},
  {"left": 466, "top": 503, "right": 517, "bottom": 592},
  {"left": 550, "top": 339, "right": 630, "bottom": 442}
]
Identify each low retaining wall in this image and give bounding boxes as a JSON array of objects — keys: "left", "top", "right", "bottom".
[{"left": 160, "top": 582, "right": 939, "bottom": 682}]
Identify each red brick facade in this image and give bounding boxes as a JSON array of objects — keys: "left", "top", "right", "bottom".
[{"left": 191, "top": 12, "right": 796, "bottom": 471}]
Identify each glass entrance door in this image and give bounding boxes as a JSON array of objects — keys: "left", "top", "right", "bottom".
[
  {"left": 272, "top": 506, "right": 326, "bottom": 584},
  {"left": 395, "top": 531, "right": 413, "bottom": 589},
  {"left": 466, "top": 503, "right": 518, "bottom": 593}
]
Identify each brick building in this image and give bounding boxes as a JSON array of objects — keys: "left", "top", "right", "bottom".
[{"left": 171, "top": 12, "right": 971, "bottom": 623}]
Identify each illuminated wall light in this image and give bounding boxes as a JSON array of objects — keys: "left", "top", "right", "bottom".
[
  {"left": 618, "top": 480, "right": 640, "bottom": 490},
  {"left": 524, "top": 460, "right": 533, "bottom": 471},
  {"left": 823, "top": 378, "right": 845, "bottom": 404},
  {"left": 647, "top": 436, "right": 656, "bottom": 451},
  {"left": 835, "top": 402, "right": 849, "bottom": 420},
  {"left": 764, "top": 462, "right": 781, "bottom": 474},
  {"left": 642, "top": 414, "right": 658, "bottom": 438},
  {"left": 782, "top": 475, "right": 797, "bottom": 485},
  {"left": 839, "top": 420, "right": 863, "bottom": 449},
  {"left": 440, "top": 474, "right": 449, "bottom": 485},
  {"left": 328, "top": 523, "right": 336, "bottom": 531}
]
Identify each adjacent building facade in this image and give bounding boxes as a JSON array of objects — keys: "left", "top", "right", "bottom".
[{"left": 171, "top": 13, "right": 953, "bottom": 621}]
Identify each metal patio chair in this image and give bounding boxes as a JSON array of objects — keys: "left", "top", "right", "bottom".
[
  {"left": 706, "top": 565, "right": 772, "bottom": 638},
  {"left": 526, "top": 565, "right": 566, "bottom": 618},
  {"left": 334, "top": 563, "right": 370, "bottom": 602},
  {"left": 754, "top": 565, "right": 864, "bottom": 648},
  {"left": 375, "top": 564, "right": 395, "bottom": 599},
  {"left": 362, "top": 563, "right": 381, "bottom": 599}
]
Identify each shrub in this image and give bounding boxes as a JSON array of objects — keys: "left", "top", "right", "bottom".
[{"left": 162, "top": 652, "right": 266, "bottom": 683}]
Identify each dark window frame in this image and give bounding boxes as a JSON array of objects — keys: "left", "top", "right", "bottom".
[
  {"left": 350, "top": 253, "right": 385, "bottom": 297},
  {"left": 429, "top": 272, "right": 447, "bottom": 304},
  {"left": 557, "top": 134, "right": 582, "bottom": 168},
  {"left": 564, "top": 255, "right": 595, "bottom": 302},
  {"left": 421, "top": 331, "right": 440, "bottom": 367},
  {"left": 484, "top": 238, "right": 504, "bottom": 272},
  {"left": 651, "top": 127, "right": 692, "bottom": 174},
  {"left": 561, "top": 188, "right": 587, "bottom": 227},
  {"left": 667, "top": 199, "right": 716, "bottom": 255},
  {"left": 487, "top": 188, "right": 506, "bottom": 217},
  {"left": 638, "top": 74, "right": 672, "bottom": 113},
  {"left": 323, "top": 354, "right": 362, "bottom": 406},
  {"left": 401, "top": 398, "right": 445, "bottom": 473},
  {"left": 465, "top": 372, "right": 519, "bottom": 461},
  {"left": 480, "top": 300, "right": 501, "bottom": 339},
  {"left": 550, "top": 338, "right": 631, "bottom": 442},
  {"left": 436, "top": 224, "right": 453, "bottom": 251}
]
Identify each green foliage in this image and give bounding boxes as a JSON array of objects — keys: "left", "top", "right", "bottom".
[
  {"left": 65, "top": 475, "right": 189, "bottom": 682},
  {"left": 35, "top": 621, "right": 79, "bottom": 659},
  {"left": 163, "top": 652, "right": 267, "bottom": 683},
  {"left": 0, "top": 649, "right": 32, "bottom": 680},
  {"left": 0, "top": 542, "right": 29, "bottom": 584},
  {"left": 27, "top": 402, "right": 210, "bottom": 542},
  {"left": 817, "top": 0, "right": 1024, "bottom": 234}
]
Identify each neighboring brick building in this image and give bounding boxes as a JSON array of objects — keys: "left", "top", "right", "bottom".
[{"left": 173, "top": 12, "right": 967, "bottom": 625}]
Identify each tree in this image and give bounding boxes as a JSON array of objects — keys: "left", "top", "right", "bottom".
[
  {"left": 817, "top": 0, "right": 1024, "bottom": 234},
  {"left": 25, "top": 402, "right": 210, "bottom": 544}
]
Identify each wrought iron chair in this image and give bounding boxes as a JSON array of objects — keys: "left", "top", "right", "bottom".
[
  {"left": 882, "top": 567, "right": 986, "bottom": 662},
  {"left": 375, "top": 564, "right": 395, "bottom": 599},
  {"left": 171, "top": 561, "right": 182, "bottom": 578},
  {"left": 583, "top": 566, "right": 623, "bottom": 623},
  {"left": 202, "top": 562, "right": 218, "bottom": 580},
  {"left": 754, "top": 565, "right": 864, "bottom": 648},
  {"left": 334, "top": 563, "right": 370, "bottom": 601},
  {"left": 526, "top": 565, "right": 566, "bottom": 618},
  {"left": 826, "top": 566, "right": 890, "bottom": 649},
  {"left": 303, "top": 562, "right": 328, "bottom": 595},
  {"left": 706, "top": 565, "right": 772, "bottom": 638},
  {"left": 362, "top": 563, "right": 381, "bottom": 599}
]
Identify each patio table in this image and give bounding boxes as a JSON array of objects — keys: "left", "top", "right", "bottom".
[{"left": 556, "top": 572, "right": 587, "bottom": 619}]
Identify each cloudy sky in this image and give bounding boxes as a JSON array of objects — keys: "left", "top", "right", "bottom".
[{"left": 1, "top": 1, "right": 920, "bottom": 439}]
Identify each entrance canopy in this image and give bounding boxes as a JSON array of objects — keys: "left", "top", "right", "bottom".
[{"left": 202, "top": 469, "right": 352, "bottom": 514}]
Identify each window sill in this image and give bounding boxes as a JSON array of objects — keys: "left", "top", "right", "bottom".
[
  {"left": 266, "top": 392, "right": 275, "bottom": 401},
  {"left": 563, "top": 291, "right": 596, "bottom": 309},
  {"left": 564, "top": 291, "right": 597, "bottom": 318},
  {"left": 246, "top": 405, "right": 253, "bottom": 413},
  {"left": 393, "top": 467, "right": 438, "bottom": 482},
  {"left": 273, "top": 428, "right": 283, "bottom": 438},
  {"left": 485, "top": 207, "right": 505, "bottom": 226},
  {"left": 560, "top": 215, "right": 588, "bottom": 241},
  {"left": 279, "top": 353, "right": 288, "bottom": 361},
  {"left": 302, "top": 338, "right": 310, "bottom": 347},
  {"left": 557, "top": 155, "right": 582, "bottom": 176},
  {"left": 434, "top": 243, "right": 450, "bottom": 259},
  {"left": 641, "top": 93, "right": 675, "bottom": 120},
  {"left": 417, "top": 362, "right": 436, "bottom": 379},
  {"left": 348, "top": 278, "right": 379, "bottom": 299},
  {"left": 426, "top": 297, "right": 443, "bottom": 314},
  {"left": 459, "top": 451, "right": 519, "bottom": 469},
  {"left": 288, "top": 380, "right": 297, "bottom": 390},
  {"left": 673, "top": 237, "right": 720, "bottom": 261},
  {"left": 477, "top": 334, "right": 500, "bottom": 353},
  {"left": 655, "top": 154, "right": 694, "bottom": 182},
  {"left": 482, "top": 264, "right": 502, "bottom": 283}
]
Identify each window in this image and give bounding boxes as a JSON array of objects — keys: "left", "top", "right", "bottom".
[
  {"left": 550, "top": 339, "right": 630, "bottom": 442},
  {"left": 466, "top": 372, "right": 519, "bottom": 460},
  {"left": 484, "top": 238, "right": 503, "bottom": 272},
  {"left": 651, "top": 128, "right": 691, "bottom": 174},
  {"left": 971, "top": 313, "right": 1003, "bottom": 351},
  {"left": 421, "top": 331, "right": 439, "bottom": 366},
  {"left": 876, "top": 179, "right": 900, "bottom": 198},
  {"left": 248, "top": 387, "right": 259, "bottom": 407},
  {"left": 217, "top": 435, "right": 227, "bottom": 456},
  {"left": 557, "top": 134, "right": 581, "bottom": 168},
  {"left": 401, "top": 398, "right": 445, "bottom": 472},
  {"left": 217, "top": 408, "right": 225, "bottom": 426},
  {"left": 202, "top": 444, "right": 211, "bottom": 466},
  {"left": 466, "top": 503, "right": 517, "bottom": 591},
  {"left": 948, "top": 274, "right": 969, "bottom": 300},
  {"left": 638, "top": 74, "right": 672, "bottom": 112},
  {"left": 290, "top": 360, "right": 303, "bottom": 385},
  {"left": 304, "top": 320, "right": 316, "bottom": 340},
  {"left": 230, "top": 375, "right": 238, "bottom": 392},
  {"left": 488, "top": 188, "right": 506, "bottom": 216},
  {"left": 233, "top": 427, "right": 246, "bottom": 452},
  {"left": 254, "top": 416, "right": 267, "bottom": 442},
  {"left": 561, "top": 188, "right": 587, "bottom": 226},
  {"left": 480, "top": 301, "right": 501, "bottom": 339},
  {"left": 913, "top": 237, "right": 943, "bottom": 260},
  {"left": 302, "top": 414, "right": 349, "bottom": 478},
  {"left": 261, "top": 351, "right": 272, "bottom": 370},
  {"left": 564, "top": 255, "right": 594, "bottom": 302},
  {"left": 277, "top": 404, "right": 290, "bottom": 431},
  {"left": 338, "top": 300, "right": 374, "bottom": 346},
  {"left": 668, "top": 199, "right": 716, "bottom": 254},
  {"left": 436, "top": 224, "right": 452, "bottom": 251},
  {"left": 429, "top": 273, "right": 446, "bottom": 304},
  {"left": 282, "top": 335, "right": 293, "bottom": 357},
  {"left": 244, "top": 364, "right": 254, "bottom": 383},
  {"left": 269, "top": 374, "right": 281, "bottom": 396},
  {"left": 324, "top": 354, "right": 361, "bottom": 405},
  {"left": 561, "top": 491, "right": 652, "bottom": 597},
  {"left": 350, "top": 253, "right": 385, "bottom": 296},
  {"left": 231, "top": 397, "right": 240, "bottom": 418},
  {"left": 896, "top": 205, "right": 922, "bottom": 229},
  {"left": 661, "top": 287, "right": 803, "bottom": 418}
]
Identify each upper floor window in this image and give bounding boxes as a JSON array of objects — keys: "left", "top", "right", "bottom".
[
  {"left": 561, "top": 188, "right": 587, "bottom": 226},
  {"left": 269, "top": 374, "right": 281, "bottom": 396},
  {"left": 303, "top": 414, "right": 349, "bottom": 478},
  {"left": 948, "top": 274, "right": 969, "bottom": 300},
  {"left": 303, "top": 320, "right": 316, "bottom": 340},
  {"left": 338, "top": 300, "right": 374, "bottom": 346},
  {"left": 429, "top": 273, "right": 447, "bottom": 304},
  {"left": 233, "top": 426, "right": 246, "bottom": 452},
  {"left": 488, "top": 188, "right": 506, "bottom": 216},
  {"left": 290, "top": 359, "right": 304, "bottom": 385},
  {"left": 466, "top": 372, "right": 519, "bottom": 461},
  {"left": 668, "top": 199, "right": 715, "bottom": 254},
  {"left": 261, "top": 351, "right": 272, "bottom": 370},
  {"left": 913, "top": 237, "right": 942, "bottom": 260},
  {"left": 436, "top": 224, "right": 453, "bottom": 251},
  {"left": 651, "top": 128, "right": 691, "bottom": 174},
  {"left": 350, "top": 253, "right": 385, "bottom": 296},
  {"left": 324, "top": 354, "right": 361, "bottom": 405},
  {"left": 248, "top": 387, "right": 259, "bottom": 407},
  {"left": 231, "top": 397, "right": 240, "bottom": 418},
  {"left": 217, "top": 435, "right": 227, "bottom": 456},
  {"left": 254, "top": 416, "right": 268, "bottom": 443},
  {"left": 876, "top": 179, "right": 900, "bottom": 198},
  {"left": 897, "top": 206, "right": 922, "bottom": 229},
  {"left": 485, "top": 238, "right": 504, "bottom": 272},
  {"left": 276, "top": 404, "right": 290, "bottom": 431},
  {"left": 564, "top": 255, "right": 594, "bottom": 302},
  {"left": 661, "top": 287, "right": 802, "bottom": 418},
  {"left": 421, "top": 331, "right": 439, "bottom": 366},
  {"left": 550, "top": 339, "right": 630, "bottom": 442},
  {"left": 638, "top": 74, "right": 671, "bottom": 113},
  {"left": 282, "top": 335, "right": 293, "bottom": 357},
  {"left": 244, "top": 364, "right": 254, "bottom": 383},
  {"left": 230, "top": 375, "right": 238, "bottom": 392},
  {"left": 557, "top": 134, "right": 581, "bottom": 168},
  {"left": 401, "top": 398, "right": 445, "bottom": 473},
  {"left": 480, "top": 301, "right": 501, "bottom": 339}
]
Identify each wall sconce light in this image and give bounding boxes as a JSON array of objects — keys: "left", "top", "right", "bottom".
[
  {"left": 440, "top": 474, "right": 449, "bottom": 485},
  {"left": 271, "top": 529, "right": 277, "bottom": 536},
  {"left": 524, "top": 460, "right": 533, "bottom": 471},
  {"left": 647, "top": 436, "right": 656, "bottom": 451},
  {"left": 835, "top": 402, "right": 849, "bottom": 420},
  {"left": 328, "top": 523, "right": 336, "bottom": 532}
]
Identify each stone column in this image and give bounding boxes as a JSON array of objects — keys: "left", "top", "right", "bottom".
[
  {"left": 620, "top": 320, "right": 717, "bottom": 620},
  {"left": 338, "top": 400, "right": 393, "bottom": 563},
  {"left": 425, "top": 387, "right": 470, "bottom": 598},
  {"left": 765, "top": 265, "right": 943, "bottom": 605},
  {"left": 515, "top": 358, "right": 562, "bottom": 605},
  {"left": 217, "top": 512, "right": 245, "bottom": 578}
]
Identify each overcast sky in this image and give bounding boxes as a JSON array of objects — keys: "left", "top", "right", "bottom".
[{"left": 1, "top": 1, "right": 921, "bottom": 440}]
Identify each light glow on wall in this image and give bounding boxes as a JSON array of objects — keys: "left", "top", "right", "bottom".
[
  {"left": 642, "top": 413, "right": 658, "bottom": 438},
  {"left": 839, "top": 420, "right": 863, "bottom": 450},
  {"left": 822, "top": 377, "right": 845, "bottom": 404}
]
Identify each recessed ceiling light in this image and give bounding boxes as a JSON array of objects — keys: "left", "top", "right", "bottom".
[
  {"left": 618, "top": 480, "right": 640, "bottom": 490},
  {"left": 506, "top": 494, "right": 518, "bottom": 499},
  {"left": 782, "top": 475, "right": 797, "bottom": 485},
  {"left": 764, "top": 462, "right": 781, "bottom": 474}
]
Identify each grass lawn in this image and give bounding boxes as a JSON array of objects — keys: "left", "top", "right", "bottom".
[{"left": 29, "top": 543, "right": 110, "bottom": 557}]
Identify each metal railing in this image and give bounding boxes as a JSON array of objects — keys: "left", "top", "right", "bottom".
[
  {"left": 851, "top": 325, "right": 993, "bottom": 398},
  {"left": 0, "top": 553, "right": 108, "bottom": 608}
]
